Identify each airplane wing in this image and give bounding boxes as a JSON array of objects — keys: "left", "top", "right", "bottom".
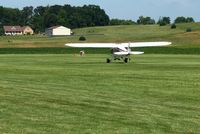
[
  {"left": 128, "top": 42, "right": 171, "bottom": 47},
  {"left": 65, "top": 42, "right": 171, "bottom": 48},
  {"left": 65, "top": 43, "right": 120, "bottom": 48}
]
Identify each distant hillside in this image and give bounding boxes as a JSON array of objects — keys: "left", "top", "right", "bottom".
[
  {"left": 73, "top": 23, "right": 200, "bottom": 47},
  {"left": 0, "top": 23, "right": 200, "bottom": 54}
]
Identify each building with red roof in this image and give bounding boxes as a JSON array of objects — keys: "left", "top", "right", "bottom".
[
  {"left": 3, "top": 25, "right": 34, "bottom": 35},
  {"left": 3, "top": 26, "right": 23, "bottom": 35}
]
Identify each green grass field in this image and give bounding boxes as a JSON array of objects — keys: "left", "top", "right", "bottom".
[
  {"left": 0, "top": 23, "right": 200, "bottom": 133},
  {"left": 0, "top": 54, "right": 200, "bottom": 133}
]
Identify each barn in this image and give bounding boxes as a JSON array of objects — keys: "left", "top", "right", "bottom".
[{"left": 46, "top": 26, "right": 72, "bottom": 36}]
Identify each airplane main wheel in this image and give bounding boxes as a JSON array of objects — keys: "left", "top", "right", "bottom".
[
  {"left": 124, "top": 58, "right": 128, "bottom": 63},
  {"left": 107, "top": 58, "right": 111, "bottom": 63}
]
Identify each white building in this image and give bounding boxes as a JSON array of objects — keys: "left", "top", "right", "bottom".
[{"left": 46, "top": 26, "right": 72, "bottom": 36}]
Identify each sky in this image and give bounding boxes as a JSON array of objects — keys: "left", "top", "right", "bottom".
[{"left": 0, "top": 0, "right": 199, "bottom": 22}]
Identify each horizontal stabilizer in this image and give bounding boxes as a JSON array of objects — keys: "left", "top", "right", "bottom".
[
  {"left": 114, "top": 52, "right": 129, "bottom": 55},
  {"left": 129, "top": 51, "right": 144, "bottom": 55},
  {"left": 114, "top": 51, "right": 144, "bottom": 55}
]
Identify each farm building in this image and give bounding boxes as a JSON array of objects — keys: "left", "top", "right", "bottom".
[
  {"left": 3, "top": 26, "right": 34, "bottom": 35},
  {"left": 3, "top": 26, "right": 23, "bottom": 35},
  {"left": 22, "top": 26, "right": 34, "bottom": 35},
  {"left": 46, "top": 26, "right": 72, "bottom": 36}
]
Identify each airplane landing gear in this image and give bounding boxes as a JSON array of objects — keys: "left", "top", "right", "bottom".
[
  {"left": 124, "top": 58, "right": 129, "bottom": 63},
  {"left": 107, "top": 58, "right": 111, "bottom": 63},
  {"left": 107, "top": 56, "right": 131, "bottom": 63}
]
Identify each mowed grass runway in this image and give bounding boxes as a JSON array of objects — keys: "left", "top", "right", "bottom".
[{"left": 0, "top": 54, "right": 200, "bottom": 133}]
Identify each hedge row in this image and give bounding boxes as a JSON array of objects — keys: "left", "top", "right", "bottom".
[{"left": 0, "top": 47, "right": 199, "bottom": 54}]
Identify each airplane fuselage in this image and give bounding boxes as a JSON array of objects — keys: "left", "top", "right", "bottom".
[
  {"left": 112, "top": 47, "right": 130, "bottom": 56},
  {"left": 108, "top": 47, "right": 131, "bottom": 63}
]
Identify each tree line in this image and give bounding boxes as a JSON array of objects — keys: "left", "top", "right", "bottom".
[
  {"left": 0, "top": 5, "right": 110, "bottom": 33},
  {"left": 0, "top": 4, "right": 196, "bottom": 35},
  {"left": 136, "top": 16, "right": 195, "bottom": 25}
]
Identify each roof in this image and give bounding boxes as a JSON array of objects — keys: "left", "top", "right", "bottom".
[
  {"left": 3, "top": 26, "right": 22, "bottom": 32},
  {"left": 47, "top": 26, "right": 71, "bottom": 30},
  {"left": 48, "top": 26, "right": 61, "bottom": 30},
  {"left": 22, "top": 26, "right": 33, "bottom": 31}
]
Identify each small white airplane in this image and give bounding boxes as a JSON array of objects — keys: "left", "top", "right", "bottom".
[{"left": 65, "top": 42, "right": 171, "bottom": 63}]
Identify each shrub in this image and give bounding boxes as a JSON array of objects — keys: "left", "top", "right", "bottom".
[
  {"left": 171, "top": 24, "right": 176, "bottom": 29},
  {"left": 79, "top": 36, "right": 86, "bottom": 41},
  {"left": 186, "top": 28, "right": 192, "bottom": 32},
  {"left": 159, "top": 22, "right": 167, "bottom": 26}
]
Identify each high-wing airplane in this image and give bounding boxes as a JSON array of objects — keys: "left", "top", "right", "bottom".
[{"left": 65, "top": 42, "right": 171, "bottom": 63}]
